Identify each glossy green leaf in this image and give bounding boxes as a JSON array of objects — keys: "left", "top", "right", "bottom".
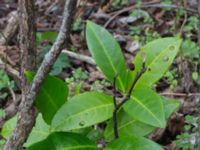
[
  {"left": 86, "top": 21, "right": 127, "bottom": 92},
  {"left": 1, "top": 114, "right": 51, "bottom": 147},
  {"left": 127, "top": 37, "right": 182, "bottom": 89},
  {"left": 51, "top": 92, "right": 114, "bottom": 131},
  {"left": 104, "top": 97, "right": 180, "bottom": 140},
  {"left": 1, "top": 115, "right": 17, "bottom": 138},
  {"left": 104, "top": 109, "right": 155, "bottom": 141},
  {"left": 105, "top": 136, "right": 163, "bottom": 150},
  {"left": 27, "top": 132, "right": 96, "bottom": 150},
  {"left": 123, "top": 86, "right": 165, "bottom": 128},
  {"left": 25, "top": 72, "right": 69, "bottom": 124},
  {"left": 162, "top": 97, "right": 180, "bottom": 118},
  {"left": 25, "top": 114, "right": 51, "bottom": 147}
]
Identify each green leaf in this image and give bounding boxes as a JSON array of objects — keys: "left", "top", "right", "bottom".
[
  {"left": 51, "top": 53, "right": 70, "bottom": 75},
  {"left": 123, "top": 86, "right": 165, "bottom": 128},
  {"left": 25, "top": 72, "right": 69, "bottom": 124},
  {"left": 27, "top": 132, "right": 96, "bottom": 150},
  {"left": 105, "top": 136, "right": 163, "bottom": 150},
  {"left": 86, "top": 21, "right": 127, "bottom": 92},
  {"left": 162, "top": 97, "right": 180, "bottom": 118},
  {"left": 51, "top": 92, "right": 114, "bottom": 131},
  {"left": 36, "top": 31, "right": 58, "bottom": 44},
  {"left": 25, "top": 114, "right": 51, "bottom": 147},
  {"left": 104, "top": 109, "right": 155, "bottom": 141},
  {"left": 1, "top": 116, "right": 17, "bottom": 139},
  {"left": 1, "top": 114, "right": 51, "bottom": 147},
  {"left": 182, "top": 39, "right": 200, "bottom": 59},
  {"left": 127, "top": 37, "right": 182, "bottom": 89},
  {"left": 104, "top": 97, "right": 179, "bottom": 141}
]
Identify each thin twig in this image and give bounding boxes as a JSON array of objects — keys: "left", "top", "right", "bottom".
[
  {"left": 112, "top": 63, "right": 146, "bottom": 139},
  {"left": 0, "top": 96, "right": 21, "bottom": 130},
  {"left": 198, "top": 0, "right": 200, "bottom": 48},
  {"left": 62, "top": 49, "right": 95, "bottom": 65},
  {"left": 141, "top": 4, "right": 197, "bottom": 13},
  {"left": 112, "top": 74, "right": 118, "bottom": 139},
  {"left": 104, "top": 5, "right": 135, "bottom": 28},
  {"left": 117, "top": 64, "right": 146, "bottom": 109},
  {"left": 179, "top": 0, "right": 188, "bottom": 34},
  {"left": 23, "top": 0, "right": 77, "bottom": 111},
  {"left": 160, "top": 92, "right": 200, "bottom": 97},
  {"left": 104, "top": 3, "right": 197, "bottom": 28},
  {"left": 0, "top": 31, "right": 21, "bottom": 87},
  {"left": 0, "top": 62, "right": 20, "bottom": 85},
  {"left": 0, "top": 11, "right": 18, "bottom": 45},
  {"left": 7, "top": 82, "right": 16, "bottom": 103}
]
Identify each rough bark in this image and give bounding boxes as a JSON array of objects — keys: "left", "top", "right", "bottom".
[
  {"left": 0, "top": 11, "right": 18, "bottom": 45},
  {"left": 197, "top": 1, "right": 200, "bottom": 149},
  {"left": 198, "top": 0, "right": 200, "bottom": 47},
  {"left": 3, "top": 0, "right": 37, "bottom": 149},
  {"left": 3, "top": 0, "right": 77, "bottom": 149}
]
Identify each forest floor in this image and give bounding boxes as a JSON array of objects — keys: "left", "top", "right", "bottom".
[{"left": 0, "top": 0, "right": 200, "bottom": 149}]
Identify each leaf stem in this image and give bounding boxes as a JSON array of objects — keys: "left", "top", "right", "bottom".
[
  {"left": 112, "top": 63, "right": 146, "bottom": 139},
  {"left": 113, "top": 74, "right": 119, "bottom": 138}
]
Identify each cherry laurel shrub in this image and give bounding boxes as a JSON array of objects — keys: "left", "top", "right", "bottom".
[{"left": 1, "top": 21, "right": 182, "bottom": 150}]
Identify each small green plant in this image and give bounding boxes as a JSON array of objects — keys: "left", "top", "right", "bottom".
[
  {"left": 65, "top": 68, "right": 88, "bottom": 95},
  {"left": 161, "top": 0, "right": 172, "bottom": 5},
  {"left": 192, "top": 71, "right": 200, "bottom": 85},
  {"left": 72, "top": 68, "right": 88, "bottom": 81},
  {"left": 184, "top": 16, "right": 199, "bottom": 36},
  {"left": 1, "top": 21, "right": 182, "bottom": 149},
  {"left": 72, "top": 17, "right": 82, "bottom": 31},
  {"left": 174, "top": 115, "right": 198, "bottom": 150},
  {"left": 181, "top": 39, "right": 200, "bottom": 60},
  {"left": 164, "top": 70, "right": 178, "bottom": 89},
  {"left": 112, "top": 0, "right": 128, "bottom": 6},
  {"left": 132, "top": 29, "right": 161, "bottom": 45},
  {"left": 36, "top": 31, "right": 70, "bottom": 75},
  {"left": 181, "top": 39, "right": 200, "bottom": 85},
  {"left": 90, "top": 79, "right": 112, "bottom": 92},
  {"left": 130, "top": 9, "right": 153, "bottom": 24},
  {"left": 0, "top": 70, "right": 15, "bottom": 100}
]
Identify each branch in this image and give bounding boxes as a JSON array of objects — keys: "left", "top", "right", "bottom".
[
  {"left": 0, "top": 11, "right": 18, "bottom": 45},
  {"left": 0, "top": 61, "right": 20, "bottom": 84},
  {"left": 62, "top": 49, "right": 95, "bottom": 65},
  {"left": 141, "top": 4, "right": 197, "bottom": 13},
  {"left": 112, "top": 74, "right": 119, "bottom": 138},
  {"left": 104, "top": 3, "right": 197, "bottom": 28},
  {"left": 3, "top": 0, "right": 37, "bottom": 149},
  {"left": 3, "top": 0, "right": 77, "bottom": 149},
  {"left": 25, "top": 0, "right": 77, "bottom": 111},
  {"left": 198, "top": 0, "right": 200, "bottom": 47},
  {"left": 113, "top": 63, "right": 146, "bottom": 139},
  {"left": 160, "top": 92, "right": 200, "bottom": 97}
]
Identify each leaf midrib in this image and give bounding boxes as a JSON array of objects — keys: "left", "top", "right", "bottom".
[
  {"left": 130, "top": 95, "right": 164, "bottom": 127},
  {"left": 40, "top": 87, "right": 58, "bottom": 111},
  {"left": 54, "top": 103, "right": 113, "bottom": 129},
  {"left": 107, "top": 119, "right": 137, "bottom": 138},
  {"left": 88, "top": 24, "right": 125, "bottom": 91},
  {"left": 61, "top": 145, "right": 96, "bottom": 150},
  {"left": 137, "top": 43, "right": 178, "bottom": 86}
]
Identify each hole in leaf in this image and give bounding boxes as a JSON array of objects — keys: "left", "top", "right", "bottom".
[
  {"left": 169, "top": 45, "right": 175, "bottom": 51},
  {"left": 141, "top": 52, "right": 146, "bottom": 62},
  {"left": 163, "top": 56, "right": 169, "bottom": 62},
  {"left": 79, "top": 121, "right": 85, "bottom": 126},
  {"left": 128, "top": 63, "right": 135, "bottom": 71}
]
